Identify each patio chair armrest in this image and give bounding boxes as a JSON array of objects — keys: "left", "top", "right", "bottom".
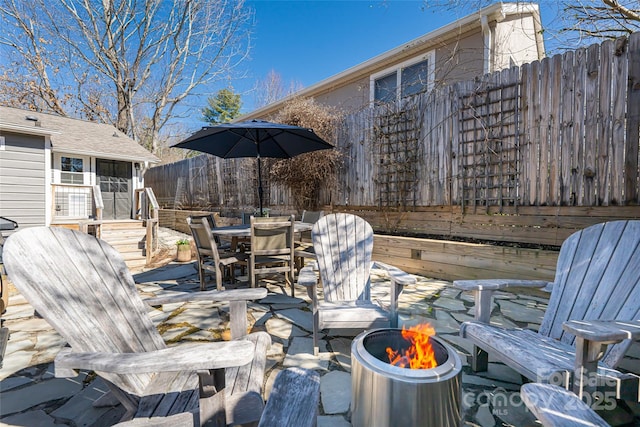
[
  {"left": 143, "top": 288, "right": 267, "bottom": 306},
  {"left": 562, "top": 320, "right": 640, "bottom": 398},
  {"left": 563, "top": 320, "right": 640, "bottom": 344},
  {"left": 113, "top": 413, "right": 195, "bottom": 427},
  {"left": 54, "top": 341, "right": 255, "bottom": 378},
  {"left": 145, "top": 288, "right": 267, "bottom": 340},
  {"left": 372, "top": 261, "right": 416, "bottom": 286},
  {"left": 297, "top": 266, "right": 319, "bottom": 288},
  {"left": 453, "top": 279, "right": 551, "bottom": 291},
  {"left": 453, "top": 280, "right": 543, "bottom": 325},
  {"left": 257, "top": 367, "right": 320, "bottom": 427}
]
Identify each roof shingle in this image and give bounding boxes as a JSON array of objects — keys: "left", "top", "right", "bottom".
[{"left": 0, "top": 106, "right": 159, "bottom": 163}]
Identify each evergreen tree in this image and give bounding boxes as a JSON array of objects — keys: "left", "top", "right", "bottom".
[{"left": 202, "top": 88, "right": 242, "bottom": 124}]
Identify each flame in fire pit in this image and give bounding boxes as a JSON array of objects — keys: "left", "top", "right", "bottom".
[{"left": 386, "top": 323, "right": 437, "bottom": 369}]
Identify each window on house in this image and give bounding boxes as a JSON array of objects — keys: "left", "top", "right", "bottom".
[
  {"left": 401, "top": 60, "right": 429, "bottom": 98},
  {"left": 374, "top": 73, "right": 397, "bottom": 103},
  {"left": 60, "top": 156, "right": 84, "bottom": 184},
  {"left": 371, "top": 53, "right": 434, "bottom": 104}
]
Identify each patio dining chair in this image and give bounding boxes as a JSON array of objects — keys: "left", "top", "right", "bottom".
[
  {"left": 249, "top": 215, "right": 296, "bottom": 296},
  {"left": 188, "top": 213, "right": 231, "bottom": 250},
  {"left": 187, "top": 216, "right": 248, "bottom": 291}
]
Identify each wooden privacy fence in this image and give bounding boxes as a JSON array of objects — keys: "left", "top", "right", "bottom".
[
  {"left": 145, "top": 33, "right": 640, "bottom": 247},
  {"left": 336, "top": 33, "right": 640, "bottom": 208}
]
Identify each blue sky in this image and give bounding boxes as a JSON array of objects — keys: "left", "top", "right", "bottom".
[{"left": 227, "top": 0, "right": 560, "bottom": 114}]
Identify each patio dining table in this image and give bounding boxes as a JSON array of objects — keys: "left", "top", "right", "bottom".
[
  {"left": 210, "top": 222, "right": 313, "bottom": 238},
  {"left": 211, "top": 221, "right": 314, "bottom": 251}
]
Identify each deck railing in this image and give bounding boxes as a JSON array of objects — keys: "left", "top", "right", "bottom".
[
  {"left": 135, "top": 187, "right": 160, "bottom": 264},
  {"left": 52, "top": 184, "right": 101, "bottom": 222},
  {"left": 59, "top": 186, "right": 161, "bottom": 267}
]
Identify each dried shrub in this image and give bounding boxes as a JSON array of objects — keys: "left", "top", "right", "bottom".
[{"left": 269, "top": 98, "right": 343, "bottom": 210}]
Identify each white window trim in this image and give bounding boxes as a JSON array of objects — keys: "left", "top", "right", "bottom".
[
  {"left": 53, "top": 153, "right": 90, "bottom": 185},
  {"left": 0, "top": 136, "right": 5, "bottom": 150},
  {"left": 370, "top": 51, "right": 435, "bottom": 104}
]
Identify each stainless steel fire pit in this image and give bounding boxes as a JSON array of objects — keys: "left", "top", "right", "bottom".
[{"left": 351, "top": 328, "right": 462, "bottom": 427}]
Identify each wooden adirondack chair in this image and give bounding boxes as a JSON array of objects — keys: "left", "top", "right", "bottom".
[
  {"left": 115, "top": 367, "right": 321, "bottom": 427},
  {"left": 454, "top": 220, "right": 640, "bottom": 402},
  {"left": 521, "top": 383, "right": 610, "bottom": 427},
  {"left": 3, "top": 226, "right": 271, "bottom": 426},
  {"left": 298, "top": 213, "right": 416, "bottom": 355}
]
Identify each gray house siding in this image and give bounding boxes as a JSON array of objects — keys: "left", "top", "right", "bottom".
[{"left": 0, "top": 131, "right": 46, "bottom": 230}]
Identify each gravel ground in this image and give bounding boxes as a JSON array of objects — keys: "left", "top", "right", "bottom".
[
  {"left": 157, "top": 226, "right": 192, "bottom": 250},
  {"left": 146, "top": 227, "right": 194, "bottom": 269}
]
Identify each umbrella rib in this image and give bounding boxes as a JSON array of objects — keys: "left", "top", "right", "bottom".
[
  {"left": 218, "top": 128, "right": 260, "bottom": 158},
  {"left": 228, "top": 128, "right": 258, "bottom": 142}
]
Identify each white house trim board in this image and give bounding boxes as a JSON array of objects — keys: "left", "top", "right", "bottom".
[
  {"left": 45, "top": 136, "right": 52, "bottom": 226},
  {"left": 0, "top": 123, "right": 61, "bottom": 137}
]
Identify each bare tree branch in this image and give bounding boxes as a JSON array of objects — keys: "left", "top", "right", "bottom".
[
  {"left": 0, "top": 0, "right": 252, "bottom": 154},
  {"left": 0, "top": 0, "right": 67, "bottom": 114},
  {"left": 603, "top": 0, "right": 640, "bottom": 22}
]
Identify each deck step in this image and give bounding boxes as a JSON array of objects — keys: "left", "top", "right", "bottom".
[
  {"left": 96, "top": 222, "right": 148, "bottom": 271},
  {"left": 52, "top": 220, "right": 150, "bottom": 271}
]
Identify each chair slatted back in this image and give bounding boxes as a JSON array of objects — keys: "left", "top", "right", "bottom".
[
  {"left": 539, "top": 220, "right": 640, "bottom": 367},
  {"left": 312, "top": 213, "right": 373, "bottom": 302},
  {"left": 3, "top": 226, "right": 165, "bottom": 396}
]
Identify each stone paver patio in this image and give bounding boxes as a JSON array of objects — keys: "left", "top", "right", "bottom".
[{"left": 2, "top": 261, "right": 639, "bottom": 426}]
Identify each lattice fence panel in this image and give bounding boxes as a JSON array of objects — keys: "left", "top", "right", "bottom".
[
  {"left": 459, "top": 69, "right": 521, "bottom": 209},
  {"left": 373, "top": 101, "right": 422, "bottom": 208}
]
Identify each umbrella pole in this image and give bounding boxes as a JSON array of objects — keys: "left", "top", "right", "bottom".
[{"left": 257, "top": 153, "right": 263, "bottom": 217}]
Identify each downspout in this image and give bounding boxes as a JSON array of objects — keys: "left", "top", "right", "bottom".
[{"left": 480, "top": 14, "right": 492, "bottom": 75}]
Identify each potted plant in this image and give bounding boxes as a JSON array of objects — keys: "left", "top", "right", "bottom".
[{"left": 175, "top": 238, "right": 191, "bottom": 262}]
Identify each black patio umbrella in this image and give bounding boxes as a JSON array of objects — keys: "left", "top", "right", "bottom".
[{"left": 172, "top": 120, "right": 334, "bottom": 216}]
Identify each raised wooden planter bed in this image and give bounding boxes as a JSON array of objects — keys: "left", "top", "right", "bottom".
[
  {"left": 158, "top": 209, "right": 240, "bottom": 235},
  {"left": 159, "top": 209, "right": 558, "bottom": 283},
  {"left": 373, "top": 234, "right": 557, "bottom": 282}
]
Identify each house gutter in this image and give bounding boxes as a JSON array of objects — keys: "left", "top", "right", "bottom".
[
  {"left": 49, "top": 147, "right": 159, "bottom": 163},
  {"left": 0, "top": 123, "right": 61, "bottom": 136},
  {"left": 237, "top": 2, "right": 542, "bottom": 121}
]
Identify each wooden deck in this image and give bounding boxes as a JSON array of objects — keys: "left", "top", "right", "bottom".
[{"left": 52, "top": 220, "right": 151, "bottom": 270}]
